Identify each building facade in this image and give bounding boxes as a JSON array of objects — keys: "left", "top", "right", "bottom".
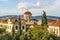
[
  {"left": 0, "top": 10, "right": 38, "bottom": 34},
  {"left": 48, "top": 19, "right": 60, "bottom": 37}
]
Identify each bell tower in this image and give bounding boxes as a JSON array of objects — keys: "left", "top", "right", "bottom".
[{"left": 24, "top": 11, "right": 32, "bottom": 21}]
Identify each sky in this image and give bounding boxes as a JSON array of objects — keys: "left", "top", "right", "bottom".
[{"left": 0, "top": 0, "right": 60, "bottom": 17}]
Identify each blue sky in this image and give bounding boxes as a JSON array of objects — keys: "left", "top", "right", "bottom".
[{"left": 0, "top": 0, "right": 60, "bottom": 17}]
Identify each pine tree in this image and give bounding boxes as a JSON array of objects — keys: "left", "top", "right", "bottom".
[
  {"left": 12, "top": 26, "right": 16, "bottom": 40},
  {"left": 18, "top": 15, "right": 22, "bottom": 35},
  {"left": 13, "top": 16, "right": 22, "bottom": 40},
  {"left": 12, "top": 26, "right": 15, "bottom": 37},
  {"left": 41, "top": 10, "right": 48, "bottom": 27}
]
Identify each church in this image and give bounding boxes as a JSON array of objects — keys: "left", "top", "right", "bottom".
[
  {"left": 0, "top": 10, "right": 38, "bottom": 33},
  {"left": 0, "top": 10, "right": 60, "bottom": 37},
  {"left": 13, "top": 10, "right": 38, "bottom": 33}
]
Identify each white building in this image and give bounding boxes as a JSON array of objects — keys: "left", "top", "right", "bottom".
[
  {"left": 13, "top": 11, "right": 38, "bottom": 33},
  {"left": 37, "top": 20, "right": 41, "bottom": 25},
  {"left": 0, "top": 11, "right": 38, "bottom": 33},
  {"left": 2, "top": 19, "right": 13, "bottom": 33},
  {"left": 48, "top": 20, "right": 60, "bottom": 37}
]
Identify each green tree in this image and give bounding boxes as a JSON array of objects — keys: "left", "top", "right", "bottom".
[
  {"left": 18, "top": 15, "right": 22, "bottom": 35},
  {"left": 20, "top": 35, "right": 25, "bottom": 40},
  {"left": 13, "top": 16, "right": 22, "bottom": 40},
  {"left": 0, "top": 33, "right": 13, "bottom": 40},
  {"left": 0, "top": 28, "right": 6, "bottom": 34},
  {"left": 20, "top": 33, "right": 29, "bottom": 40},
  {"left": 12, "top": 26, "right": 15, "bottom": 37},
  {"left": 22, "top": 25, "right": 60, "bottom": 40},
  {"left": 41, "top": 11, "right": 48, "bottom": 27}
]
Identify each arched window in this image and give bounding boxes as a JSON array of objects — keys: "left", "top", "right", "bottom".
[
  {"left": 22, "top": 26, "right": 24, "bottom": 30},
  {"left": 16, "top": 26, "right": 18, "bottom": 30}
]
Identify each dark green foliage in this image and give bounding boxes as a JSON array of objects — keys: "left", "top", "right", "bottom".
[
  {"left": 0, "top": 25, "right": 60, "bottom": 40},
  {"left": 12, "top": 16, "right": 22, "bottom": 40},
  {"left": 11, "top": 16, "right": 22, "bottom": 40},
  {"left": 0, "top": 28, "right": 6, "bottom": 34},
  {"left": 18, "top": 16, "right": 22, "bottom": 35},
  {"left": 20, "top": 25, "right": 60, "bottom": 40},
  {"left": 41, "top": 11, "right": 48, "bottom": 27},
  {"left": 0, "top": 15, "right": 60, "bottom": 40},
  {"left": 12, "top": 26, "right": 15, "bottom": 37},
  {"left": 0, "top": 33, "right": 13, "bottom": 40},
  {"left": 20, "top": 35, "right": 25, "bottom": 40},
  {"left": 14, "top": 34, "right": 20, "bottom": 40}
]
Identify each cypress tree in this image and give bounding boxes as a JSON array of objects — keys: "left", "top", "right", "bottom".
[
  {"left": 12, "top": 26, "right": 16, "bottom": 40},
  {"left": 41, "top": 10, "right": 48, "bottom": 27},
  {"left": 13, "top": 16, "right": 22, "bottom": 40},
  {"left": 12, "top": 26, "right": 15, "bottom": 37},
  {"left": 18, "top": 15, "right": 22, "bottom": 35},
  {"left": 12, "top": 16, "right": 22, "bottom": 40}
]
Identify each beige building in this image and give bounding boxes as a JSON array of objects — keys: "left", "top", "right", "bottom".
[
  {"left": 0, "top": 11, "right": 38, "bottom": 33},
  {"left": 0, "top": 10, "right": 60, "bottom": 37},
  {"left": 0, "top": 19, "right": 13, "bottom": 33},
  {"left": 13, "top": 11, "right": 38, "bottom": 33},
  {"left": 48, "top": 19, "right": 60, "bottom": 37},
  {"left": 37, "top": 20, "right": 41, "bottom": 25}
]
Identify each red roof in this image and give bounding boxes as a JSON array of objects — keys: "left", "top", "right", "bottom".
[
  {"left": 48, "top": 19, "right": 56, "bottom": 22},
  {"left": 49, "top": 19, "right": 60, "bottom": 26},
  {"left": 24, "top": 11, "right": 32, "bottom": 15}
]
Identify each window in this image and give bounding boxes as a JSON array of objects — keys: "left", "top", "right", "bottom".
[
  {"left": 16, "top": 26, "right": 18, "bottom": 30},
  {"left": 10, "top": 26, "right": 11, "bottom": 29},
  {"left": 29, "top": 16, "right": 31, "bottom": 19},
  {"left": 55, "top": 29, "right": 58, "bottom": 34},
  {"left": 54, "top": 28, "right": 55, "bottom": 33},
  {"left": 50, "top": 28, "right": 53, "bottom": 32},
  {"left": 22, "top": 26, "right": 24, "bottom": 30}
]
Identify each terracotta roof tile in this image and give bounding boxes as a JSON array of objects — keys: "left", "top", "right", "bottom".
[
  {"left": 49, "top": 19, "right": 60, "bottom": 27},
  {"left": 48, "top": 19, "right": 56, "bottom": 22}
]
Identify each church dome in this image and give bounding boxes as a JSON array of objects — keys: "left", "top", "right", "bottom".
[{"left": 24, "top": 11, "right": 32, "bottom": 15}]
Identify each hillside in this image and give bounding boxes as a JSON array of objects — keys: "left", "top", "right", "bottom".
[{"left": 0, "top": 15, "right": 60, "bottom": 20}]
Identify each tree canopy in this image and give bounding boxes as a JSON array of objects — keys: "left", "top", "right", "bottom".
[
  {"left": 41, "top": 11, "right": 48, "bottom": 27},
  {"left": 20, "top": 25, "right": 60, "bottom": 40}
]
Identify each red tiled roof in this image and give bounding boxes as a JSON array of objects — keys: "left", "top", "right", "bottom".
[
  {"left": 48, "top": 19, "right": 56, "bottom": 22},
  {"left": 49, "top": 19, "right": 60, "bottom": 26}
]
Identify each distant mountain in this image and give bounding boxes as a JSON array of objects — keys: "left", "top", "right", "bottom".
[
  {"left": 32, "top": 16, "right": 60, "bottom": 20},
  {"left": 0, "top": 15, "right": 60, "bottom": 20}
]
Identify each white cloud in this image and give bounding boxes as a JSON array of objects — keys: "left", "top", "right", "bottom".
[
  {"left": 0, "top": 9, "right": 18, "bottom": 16},
  {"left": 17, "top": 0, "right": 60, "bottom": 11},
  {"left": 0, "top": 0, "right": 60, "bottom": 16},
  {"left": 45, "top": 0, "right": 60, "bottom": 11},
  {"left": 17, "top": 1, "right": 41, "bottom": 10},
  {"left": 17, "top": 1, "right": 42, "bottom": 16},
  {"left": 17, "top": 0, "right": 58, "bottom": 16}
]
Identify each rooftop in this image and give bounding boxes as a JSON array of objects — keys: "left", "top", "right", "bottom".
[
  {"left": 24, "top": 11, "right": 32, "bottom": 15},
  {"left": 49, "top": 19, "right": 60, "bottom": 26}
]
